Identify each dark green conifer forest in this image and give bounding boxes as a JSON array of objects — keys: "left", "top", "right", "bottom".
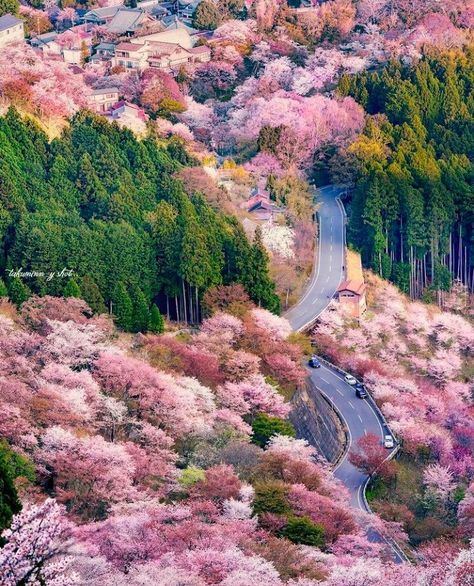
[
  {"left": 0, "top": 110, "right": 280, "bottom": 328},
  {"left": 339, "top": 48, "right": 474, "bottom": 298}
]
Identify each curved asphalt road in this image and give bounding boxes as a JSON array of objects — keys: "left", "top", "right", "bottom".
[
  {"left": 285, "top": 185, "right": 346, "bottom": 332},
  {"left": 285, "top": 185, "right": 407, "bottom": 563}
]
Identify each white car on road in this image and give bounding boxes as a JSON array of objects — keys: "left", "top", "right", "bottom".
[
  {"left": 344, "top": 374, "right": 357, "bottom": 385},
  {"left": 384, "top": 435, "right": 395, "bottom": 449}
]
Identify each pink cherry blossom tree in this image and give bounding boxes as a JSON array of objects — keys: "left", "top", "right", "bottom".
[
  {"left": 423, "top": 464, "right": 455, "bottom": 501},
  {"left": 0, "top": 499, "right": 78, "bottom": 586}
]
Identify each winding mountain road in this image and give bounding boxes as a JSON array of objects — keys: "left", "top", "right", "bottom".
[
  {"left": 285, "top": 185, "right": 346, "bottom": 332},
  {"left": 285, "top": 185, "right": 407, "bottom": 563}
]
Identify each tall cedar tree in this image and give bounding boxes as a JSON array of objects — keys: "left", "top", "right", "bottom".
[
  {"left": 149, "top": 303, "right": 165, "bottom": 333},
  {"left": 238, "top": 227, "right": 281, "bottom": 314},
  {"left": 7, "top": 277, "right": 31, "bottom": 307},
  {"left": 112, "top": 282, "right": 133, "bottom": 331},
  {"left": 130, "top": 284, "right": 150, "bottom": 333},
  {"left": 80, "top": 276, "right": 107, "bottom": 314},
  {"left": 63, "top": 278, "right": 81, "bottom": 298},
  {"left": 0, "top": 442, "right": 34, "bottom": 533}
]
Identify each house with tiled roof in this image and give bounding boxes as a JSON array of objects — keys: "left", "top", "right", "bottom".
[
  {"left": 107, "top": 8, "right": 154, "bottom": 35},
  {"left": 109, "top": 100, "right": 148, "bottom": 121},
  {"left": 135, "top": 26, "right": 194, "bottom": 48},
  {"left": 90, "top": 42, "right": 116, "bottom": 64},
  {"left": 146, "top": 41, "right": 195, "bottom": 69},
  {"left": 112, "top": 36, "right": 210, "bottom": 71},
  {"left": 83, "top": 6, "right": 154, "bottom": 36},
  {"left": 113, "top": 40, "right": 150, "bottom": 69},
  {"left": 106, "top": 100, "right": 148, "bottom": 132},
  {"left": 161, "top": 14, "right": 200, "bottom": 35},
  {"left": 30, "top": 31, "right": 61, "bottom": 55},
  {"left": 177, "top": 0, "right": 201, "bottom": 23},
  {"left": 87, "top": 87, "right": 120, "bottom": 113},
  {"left": 0, "top": 14, "right": 24, "bottom": 48},
  {"left": 189, "top": 45, "right": 210, "bottom": 60},
  {"left": 83, "top": 6, "right": 122, "bottom": 27}
]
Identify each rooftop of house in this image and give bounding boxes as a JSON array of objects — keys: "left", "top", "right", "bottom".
[
  {"left": 337, "top": 280, "right": 367, "bottom": 295},
  {"left": 89, "top": 87, "right": 120, "bottom": 96},
  {"left": 68, "top": 24, "right": 94, "bottom": 39},
  {"left": 95, "top": 42, "right": 116, "bottom": 51},
  {"left": 84, "top": 6, "right": 122, "bottom": 20},
  {"left": 116, "top": 38, "right": 191, "bottom": 56},
  {"left": 107, "top": 8, "right": 149, "bottom": 33},
  {"left": 161, "top": 15, "right": 199, "bottom": 34},
  {"left": 68, "top": 64, "right": 85, "bottom": 74},
  {"left": 147, "top": 40, "right": 190, "bottom": 55},
  {"left": 0, "top": 13, "right": 23, "bottom": 31},
  {"left": 250, "top": 186, "right": 270, "bottom": 198},
  {"left": 177, "top": 0, "right": 201, "bottom": 8},
  {"left": 150, "top": 5, "right": 170, "bottom": 16},
  {"left": 248, "top": 199, "right": 283, "bottom": 214},
  {"left": 109, "top": 100, "right": 148, "bottom": 120},
  {"left": 135, "top": 26, "right": 194, "bottom": 46},
  {"left": 115, "top": 40, "right": 147, "bottom": 52},
  {"left": 30, "top": 31, "right": 58, "bottom": 45},
  {"left": 189, "top": 45, "right": 210, "bottom": 54},
  {"left": 138, "top": 0, "right": 159, "bottom": 6},
  {"left": 114, "top": 99, "right": 140, "bottom": 109}
]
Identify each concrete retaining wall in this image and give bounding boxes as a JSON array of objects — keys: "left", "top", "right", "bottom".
[{"left": 290, "top": 380, "right": 347, "bottom": 464}]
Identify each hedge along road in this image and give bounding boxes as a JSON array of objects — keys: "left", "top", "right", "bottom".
[{"left": 285, "top": 184, "right": 409, "bottom": 564}]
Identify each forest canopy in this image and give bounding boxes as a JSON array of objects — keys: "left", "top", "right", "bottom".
[
  {"left": 338, "top": 48, "right": 474, "bottom": 298},
  {"left": 0, "top": 109, "right": 280, "bottom": 326}
]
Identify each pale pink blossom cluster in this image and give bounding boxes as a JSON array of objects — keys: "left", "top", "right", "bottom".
[
  {"left": 0, "top": 44, "right": 88, "bottom": 120},
  {"left": 260, "top": 222, "right": 295, "bottom": 259},
  {"left": 423, "top": 464, "right": 455, "bottom": 501},
  {"left": 227, "top": 93, "right": 364, "bottom": 169},
  {"left": 0, "top": 499, "right": 78, "bottom": 586},
  {"left": 216, "top": 374, "right": 291, "bottom": 418},
  {"left": 251, "top": 307, "right": 292, "bottom": 339},
  {"left": 213, "top": 19, "right": 259, "bottom": 45}
]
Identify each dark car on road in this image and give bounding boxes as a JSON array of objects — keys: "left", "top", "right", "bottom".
[
  {"left": 355, "top": 383, "right": 367, "bottom": 399},
  {"left": 308, "top": 355, "right": 321, "bottom": 368}
]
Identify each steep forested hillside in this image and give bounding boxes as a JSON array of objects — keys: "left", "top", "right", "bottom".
[
  {"left": 0, "top": 109, "right": 280, "bottom": 326},
  {"left": 339, "top": 48, "right": 474, "bottom": 298}
]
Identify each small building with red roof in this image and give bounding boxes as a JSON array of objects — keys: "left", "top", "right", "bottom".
[{"left": 337, "top": 279, "right": 367, "bottom": 318}]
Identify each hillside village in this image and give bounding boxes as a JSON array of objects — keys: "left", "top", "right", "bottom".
[
  {"left": 1, "top": 0, "right": 212, "bottom": 128},
  {"left": 0, "top": 0, "right": 473, "bottom": 582}
]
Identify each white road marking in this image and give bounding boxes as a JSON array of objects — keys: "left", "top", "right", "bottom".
[
  {"left": 285, "top": 188, "right": 346, "bottom": 333},
  {"left": 358, "top": 414, "right": 363, "bottom": 423},
  {"left": 336, "top": 388, "right": 344, "bottom": 396},
  {"left": 348, "top": 401, "right": 355, "bottom": 409},
  {"left": 320, "top": 377, "right": 330, "bottom": 384},
  {"left": 364, "top": 428, "right": 367, "bottom": 435}
]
